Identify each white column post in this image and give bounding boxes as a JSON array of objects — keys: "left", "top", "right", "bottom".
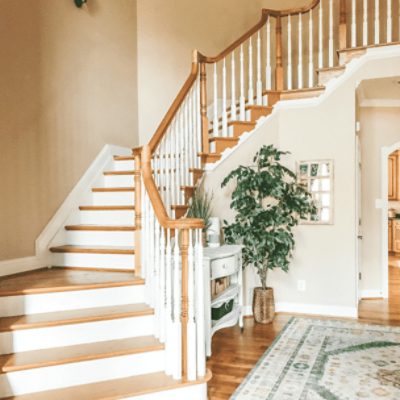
[
  {"left": 231, "top": 51, "right": 237, "bottom": 122},
  {"left": 374, "top": 0, "right": 380, "bottom": 44},
  {"left": 298, "top": 13, "right": 303, "bottom": 89},
  {"left": 387, "top": 0, "right": 392, "bottom": 42},
  {"left": 239, "top": 45, "right": 246, "bottom": 120},
  {"left": 351, "top": 0, "right": 356, "bottom": 47},
  {"left": 248, "top": 37, "right": 254, "bottom": 105},
  {"left": 328, "top": 0, "right": 334, "bottom": 67},
  {"left": 319, "top": 1, "right": 323, "bottom": 69},
  {"left": 222, "top": 58, "right": 228, "bottom": 137},
  {"left": 363, "top": 0, "right": 368, "bottom": 46},
  {"left": 256, "top": 31, "right": 263, "bottom": 105},
  {"left": 266, "top": 18, "right": 272, "bottom": 91},
  {"left": 288, "top": 14, "right": 293, "bottom": 90},
  {"left": 213, "top": 63, "right": 219, "bottom": 137},
  {"left": 308, "top": 9, "right": 314, "bottom": 87}
]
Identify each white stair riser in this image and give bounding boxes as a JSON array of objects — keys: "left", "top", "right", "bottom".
[
  {"left": 52, "top": 252, "right": 135, "bottom": 270},
  {"left": 0, "top": 350, "right": 165, "bottom": 397},
  {"left": 104, "top": 175, "right": 136, "bottom": 187},
  {"left": 0, "top": 315, "right": 154, "bottom": 354},
  {"left": 0, "top": 285, "right": 143, "bottom": 317},
  {"left": 79, "top": 210, "right": 135, "bottom": 225},
  {"left": 129, "top": 383, "right": 208, "bottom": 400},
  {"left": 92, "top": 191, "right": 135, "bottom": 206},
  {"left": 113, "top": 160, "right": 135, "bottom": 171},
  {"left": 65, "top": 230, "right": 135, "bottom": 246}
]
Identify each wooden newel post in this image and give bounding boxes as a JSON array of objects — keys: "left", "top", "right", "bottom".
[
  {"left": 339, "top": 0, "right": 347, "bottom": 49},
  {"left": 180, "top": 228, "right": 189, "bottom": 380},
  {"left": 133, "top": 149, "right": 142, "bottom": 277},
  {"left": 275, "top": 15, "right": 284, "bottom": 91},
  {"left": 200, "top": 62, "right": 209, "bottom": 155}
]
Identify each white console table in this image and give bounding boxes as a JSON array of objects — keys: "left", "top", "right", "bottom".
[{"left": 203, "top": 245, "right": 243, "bottom": 357}]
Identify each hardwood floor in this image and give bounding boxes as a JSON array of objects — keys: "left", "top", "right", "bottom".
[{"left": 207, "top": 265, "right": 400, "bottom": 399}]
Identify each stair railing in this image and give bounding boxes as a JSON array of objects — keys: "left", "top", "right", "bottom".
[{"left": 134, "top": 0, "right": 399, "bottom": 382}]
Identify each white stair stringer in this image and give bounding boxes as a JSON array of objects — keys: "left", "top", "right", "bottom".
[{"left": 0, "top": 350, "right": 165, "bottom": 398}]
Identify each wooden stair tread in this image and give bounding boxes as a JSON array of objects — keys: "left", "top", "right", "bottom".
[
  {"left": 92, "top": 187, "right": 135, "bottom": 192},
  {"left": 0, "top": 336, "right": 163, "bottom": 373},
  {"left": 50, "top": 245, "right": 135, "bottom": 255},
  {"left": 317, "top": 65, "right": 346, "bottom": 73},
  {"left": 171, "top": 205, "right": 188, "bottom": 210},
  {"left": 3, "top": 370, "right": 212, "bottom": 400},
  {"left": 209, "top": 137, "right": 239, "bottom": 143},
  {"left": 245, "top": 105, "right": 273, "bottom": 111},
  {"left": 103, "top": 170, "right": 139, "bottom": 176},
  {"left": 65, "top": 225, "right": 136, "bottom": 232},
  {"left": 208, "top": 120, "right": 255, "bottom": 134},
  {"left": 113, "top": 155, "right": 135, "bottom": 161},
  {"left": 0, "top": 303, "right": 153, "bottom": 333},
  {"left": 338, "top": 41, "right": 400, "bottom": 53},
  {"left": 0, "top": 267, "right": 142, "bottom": 297},
  {"left": 79, "top": 205, "right": 135, "bottom": 211}
]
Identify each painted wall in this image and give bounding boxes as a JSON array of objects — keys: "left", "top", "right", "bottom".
[
  {"left": 136, "top": 0, "right": 310, "bottom": 144},
  {"left": 203, "top": 49, "right": 400, "bottom": 316},
  {"left": 359, "top": 107, "right": 400, "bottom": 296},
  {"left": 0, "top": 0, "right": 138, "bottom": 261}
]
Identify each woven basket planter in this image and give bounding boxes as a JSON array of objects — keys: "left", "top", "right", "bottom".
[{"left": 252, "top": 287, "right": 275, "bottom": 324}]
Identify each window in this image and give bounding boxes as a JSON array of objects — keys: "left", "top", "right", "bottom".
[{"left": 298, "top": 160, "right": 334, "bottom": 224}]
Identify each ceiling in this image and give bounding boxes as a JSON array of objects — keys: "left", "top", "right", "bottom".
[{"left": 358, "top": 76, "right": 400, "bottom": 107}]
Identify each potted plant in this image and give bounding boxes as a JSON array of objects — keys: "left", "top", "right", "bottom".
[
  {"left": 187, "top": 185, "right": 213, "bottom": 245},
  {"left": 222, "top": 145, "right": 316, "bottom": 323}
]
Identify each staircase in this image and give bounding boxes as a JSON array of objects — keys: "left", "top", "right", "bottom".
[{"left": 1, "top": 0, "right": 399, "bottom": 398}]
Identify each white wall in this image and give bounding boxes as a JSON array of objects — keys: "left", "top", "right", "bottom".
[
  {"left": 359, "top": 107, "right": 400, "bottom": 296},
  {"left": 204, "top": 47, "right": 400, "bottom": 317}
]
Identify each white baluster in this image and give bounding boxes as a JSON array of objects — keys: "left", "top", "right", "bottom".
[
  {"left": 222, "top": 59, "right": 228, "bottom": 137},
  {"left": 288, "top": 14, "right": 293, "bottom": 90},
  {"left": 351, "top": 0, "right": 356, "bottom": 47},
  {"left": 309, "top": 9, "right": 314, "bottom": 87},
  {"left": 319, "top": 1, "right": 323, "bottom": 68},
  {"left": 141, "top": 180, "right": 147, "bottom": 279},
  {"left": 159, "top": 225, "right": 166, "bottom": 343},
  {"left": 248, "top": 37, "right": 254, "bottom": 105},
  {"left": 154, "top": 218, "right": 160, "bottom": 339},
  {"left": 187, "top": 230, "right": 197, "bottom": 381},
  {"left": 196, "top": 78, "right": 202, "bottom": 169},
  {"left": 298, "top": 13, "right": 303, "bottom": 89},
  {"left": 195, "top": 229, "right": 206, "bottom": 377},
  {"left": 184, "top": 99, "right": 190, "bottom": 185},
  {"left": 172, "top": 229, "right": 182, "bottom": 380},
  {"left": 374, "top": 0, "right": 380, "bottom": 44},
  {"left": 387, "top": 0, "right": 392, "bottom": 42},
  {"left": 256, "top": 31, "right": 262, "bottom": 105},
  {"left": 266, "top": 18, "right": 272, "bottom": 91},
  {"left": 328, "top": 0, "right": 334, "bottom": 67},
  {"left": 179, "top": 111, "right": 185, "bottom": 204},
  {"left": 363, "top": 0, "right": 368, "bottom": 46},
  {"left": 239, "top": 45, "right": 246, "bottom": 120},
  {"left": 213, "top": 63, "right": 219, "bottom": 137},
  {"left": 165, "top": 229, "right": 174, "bottom": 376},
  {"left": 231, "top": 51, "right": 237, "bottom": 122},
  {"left": 170, "top": 122, "right": 176, "bottom": 209}
]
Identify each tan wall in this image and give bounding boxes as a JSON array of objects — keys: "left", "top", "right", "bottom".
[
  {"left": 360, "top": 107, "right": 400, "bottom": 294},
  {"left": 0, "top": 0, "right": 138, "bottom": 261},
  {"left": 204, "top": 54, "right": 400, "bottom": 312},
  {"left": 136, "top": 0, "right": 310, "bottom": 144}
]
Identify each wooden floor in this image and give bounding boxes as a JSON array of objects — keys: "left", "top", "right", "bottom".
[{"left": 207, "top": 264, "right": 400, "bottom": 399}]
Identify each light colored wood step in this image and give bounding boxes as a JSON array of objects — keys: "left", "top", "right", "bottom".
[
  {"left": 3, "top": 369, "right": 212, "bottom": 400},
  {"left": 171, "top": 205, "right": 188, "bottom": 219},
  {"left": 181, "top": 186, "right": 195, "bottom": 203},
  {"left": 0, "top": 336, "right": 163, "bottom": 373},
  {"left": 209, "top": 137, "right": 239, "bottom": 153},
  {"left": 0, "top": 303, "right": 152, "bottom": 333},
  {"left": 92, "top": 187, "right": 135, "bottom": 192},
  {"left": 79, "top": 205, "right": 135, "bottom": 211},
  {"left": 113, "top": 155, "right": 135, "bottom": 161},
  {"left": 0, "top": 267, "right": 142, "bottom": 298},
  {"left": 208, "top": 120, "right": 255, "bottom": 137},
  {"left": 317, "top": 65, "right": 345, "bottom": 85},
  {"left": 65, "top": 225, "right": 136, "bottom": 232},
  {"left": 279, "top": 86, "right": 325, "bottom": 100},
  {"left": 189, "top": 168, "right": 204, "bottom": 185},
  {"left": 198, "top": 152, "right": 222, "bottom": 164},
  {"left": 103, "top": 170, "right": 139, "bottom": 176},
  {"left": 245, "top": 105, "right": 273, "bottom": 123},
  {"left": 50, "top": 245, "right": 135, "bottom": 255},
  {"left": 262, "top": 90, "right": 281, "bottom": 106}
]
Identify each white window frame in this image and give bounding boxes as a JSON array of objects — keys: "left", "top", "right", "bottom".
[{"left": 297, "top": 159, "right": 334, "bottom": 225}]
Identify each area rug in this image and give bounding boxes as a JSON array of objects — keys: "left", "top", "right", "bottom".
[{"left": 231, "top": 317, "right": 400, "bottom": 399}]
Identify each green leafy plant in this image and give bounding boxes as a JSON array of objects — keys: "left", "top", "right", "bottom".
[
  {"left": 222, "top": 145, "right": 316, "bottom": 290},
  {"left": 187, "top": 185, "right": 213, "bottom": 232}
]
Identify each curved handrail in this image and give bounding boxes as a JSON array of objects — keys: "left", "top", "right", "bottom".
[{"left": 263, "top": 0, "right": 320, "bottom": 17}]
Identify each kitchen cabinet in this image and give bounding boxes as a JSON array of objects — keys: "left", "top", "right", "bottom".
[
  {"left": 389, "top": 219, "right": 393, "bottom": 252},
  {"left": 393, "top": 220, "right": 400, "bottom": 253}
]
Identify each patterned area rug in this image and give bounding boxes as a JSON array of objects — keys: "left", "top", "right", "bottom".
[{"left": 231, "top": 317, "right": 400, "bottom": 399}]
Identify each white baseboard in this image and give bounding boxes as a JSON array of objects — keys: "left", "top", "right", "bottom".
[
  {"left": 243, "top": 302, "right": 358, "bottom": 319},
  {"left": 359, "top": 289, "right": 383, "bottom": 299},
  {"left": 35, "top": 144, "right": 131, "bottom": 263},
  {"left": 0, "top": 256, "right": 44, "bottom": 278}
]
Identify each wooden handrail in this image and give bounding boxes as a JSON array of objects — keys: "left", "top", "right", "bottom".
[
  {"left": 141, "top": 145, "right": 204, "bottom": 230},
  {"left": 263, "top": 0, "right": 320, "bottom": 17}
]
